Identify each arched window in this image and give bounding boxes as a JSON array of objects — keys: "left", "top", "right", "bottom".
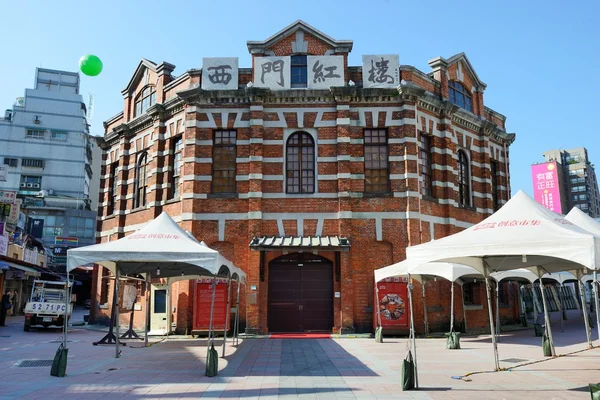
[
  {"left": 449, "top": 81, "right": 473, "bottom": 112},
  {"left": 135, "top": 86, "right": 156, "bottom": 117},
  {"left": 286, "top": 132, "right": 315, "bottom": 194},
  {"left": 457, "top": 150, "right": 470, "bottom": 207},
  {"left": 135, "top": 152, "right": 148, "bottom": 208}
]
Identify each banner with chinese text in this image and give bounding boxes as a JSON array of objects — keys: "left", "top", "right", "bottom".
[{"left": 531, "top": 162, "right": 562, "bottom": 213}]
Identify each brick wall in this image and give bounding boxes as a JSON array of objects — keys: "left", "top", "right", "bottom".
[{"left": 92, "top": 25, "right": 514, "bottom": 335}]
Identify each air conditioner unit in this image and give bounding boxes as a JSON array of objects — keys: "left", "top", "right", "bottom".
[
  {"left": 32, "top": 183, "right": 40, "bottom": 189},
  {"left": 20, "top": 182, "right": 27, "bottom": 188},
  {"left": 26, "top": 183, "right": 34, "bottom": 188}
]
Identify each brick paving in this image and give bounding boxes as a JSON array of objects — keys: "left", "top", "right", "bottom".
[{"left": 0, "top": 310, "right": 598, "bottom": 399}]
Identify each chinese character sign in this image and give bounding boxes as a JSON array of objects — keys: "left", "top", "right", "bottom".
[
  {"left": 531, "top": 162, "right": 562, "bottom": 213},
  {"left": 362, "top": 54, "right": 400, "bottom": 88},
  {"left": 0, "top": 190, "right": 16, "bottom": 204},
  {"left": 7, "top": 199, "right": 22, "bottom": 225},
  {"left": 202, "top": 57, "right": 239, "bottom": 90},
  {"left": 253, "top": 57, "right": 291, "bottom": 90},
  {"left": 307, "top": 56, "right": 344, "bottom": 89},
  {"left": 0, "top": 165, "right": 7, "bottom": 182}
]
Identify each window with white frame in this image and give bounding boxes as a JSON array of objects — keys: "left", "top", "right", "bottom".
[
  {"left": 26, "top": 129, "right": 45, "bottom": 139},
  {"left": 51, "top": 131, "right": 67, "bottom": 141}
]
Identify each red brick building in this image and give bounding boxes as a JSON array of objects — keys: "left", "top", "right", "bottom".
[{"left": 91, "top": 20, "right": 518, "bottom": 335}]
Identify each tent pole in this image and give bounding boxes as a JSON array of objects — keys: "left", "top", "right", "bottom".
[
  {"left": 538, "top": 275, "right": 556, "bottom": 357},
  {"left": 557, "top": 284, "right": 564, "bottom": 333},
  {"left": 208, "top": 279, "right": 217, "bottom": 347},
  {"left": 484, "top": 274, "right": 500, "bottom": 371},
  {"left": 222, "top": 279, "right": 232, "bottom": 357},
  {"left": 594, "top": 271, "right": 600, "bottom": 342},
  {"left": 407, "top": 274, "right": 418, "bottom": 389},
  {"left": 166, "top": 278, "right": 170, "bottom": 338},
  {"left": 578, "top": 279, "right": 593, "bottom": 348},
  {"left": 233, "top": 281, "right": 241, "bottom": 347},
  {"left": 460, "top": 281, "right": 467, "bottom": 332},
  {"left": 422, "top": 280, "right": 429, "bottom": 335},
  {"left": 531, "top": 283, "right": 540, "bottom": 324},
  {"left": 375, "top": 284, "right": 383, "bottom": 341},
  {"left": 144, "top": 273, "right": 150, "bottom": 347},
  {"left": 115, "top": 268, "right": 121, "bottom": 359},
  {"left": 495, "top": 281, "right": 500, "bottom": 342},
  {"left": 63, "top": 273, "right": 70, "bottom": 350},
  {"left": 518, "top": 284, "right": 527, "bottom": 327},
  {"left": 450, "top": 281, "right": 454, "bottom": 332}
]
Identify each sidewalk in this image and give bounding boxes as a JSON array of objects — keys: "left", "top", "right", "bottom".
[{"left": 0, "top": 309, "right": 597, "bottom": 399}]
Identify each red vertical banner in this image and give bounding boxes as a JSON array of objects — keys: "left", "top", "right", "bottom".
[
  {"left": 193, "top": 278, "right": 230, "bottom": 332},
  {"left": 373, "top": 277, "right": 409, "bottom": 329}
]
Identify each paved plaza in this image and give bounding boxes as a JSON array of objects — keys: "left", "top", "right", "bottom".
[{"left": 0, "top": 310, "right": 598, "bottom": 399}]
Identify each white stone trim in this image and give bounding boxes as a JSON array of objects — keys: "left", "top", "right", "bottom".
[{"left": 183, "top": 175, "right": 212, "bottom": 181}]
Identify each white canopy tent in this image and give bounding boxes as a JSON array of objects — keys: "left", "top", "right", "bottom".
[
  {"left": 65, "top": 212, "right": 247, "bottom": 370},
  {"left": 374, "top": 261, "right": 482, "bottom": 389},
  {"left": 566, "top": 207, "right": 600, "bottom": 339},
  {"left": 406, "top": 191, "right": 600, "bottom": 370}
]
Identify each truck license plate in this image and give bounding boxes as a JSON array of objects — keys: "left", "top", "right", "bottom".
[{"left": 43, "top": 317, "right": 53, "bottom": 322}]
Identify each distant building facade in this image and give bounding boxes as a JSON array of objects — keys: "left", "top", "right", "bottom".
[
  {"left": 91, "top": 21, "right": 517, "bottom": 334},
  {"left": 0, "top": 68, "right": 100, "bottom": 278},
  {"left": 533, "top": 147, "right": 600, "bottom": 217}
]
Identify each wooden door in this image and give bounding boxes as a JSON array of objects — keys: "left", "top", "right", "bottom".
[{"left": 268, "top": 253, "right": 333, "bottom": 333}]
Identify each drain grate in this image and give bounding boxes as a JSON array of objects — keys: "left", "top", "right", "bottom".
[
  {"left": 500, "top": 358, "right": 528, "bottom": 363},
  {"left": 15, "top": 360, "right": 53, "bottom": 368}
]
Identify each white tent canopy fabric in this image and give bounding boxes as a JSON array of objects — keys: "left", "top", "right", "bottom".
[
  {"left": 406, "top": 191, "right": 600, "bottom": 275},
  {"left": 542, "top": 271, "right": 577, "bottom": 285},
  {"left": 67, "top": 212, "right": 246, "bottom": 281},
  {"left": 490, "top": 268, "right": 538, "bottom": 283},
  {"left": 565, "top": 207, "right": 600, "bottom": 344}
]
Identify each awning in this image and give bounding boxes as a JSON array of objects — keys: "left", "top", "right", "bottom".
[
  {"left": 1, "top": 261, "right": 41, "bottom": 277},
  {"left": 0, "top": 261, "right": 11, "bottom": 271},
  {"left": 249, "top": 236, "right": 350, "bottom": 252}
]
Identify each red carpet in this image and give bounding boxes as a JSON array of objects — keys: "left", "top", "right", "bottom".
[{"left": 269, "top": 333, "right": 331, "bottom": 339}]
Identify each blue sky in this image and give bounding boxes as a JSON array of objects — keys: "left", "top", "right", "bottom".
[{"left": 1, "top": 0, "right": 598, "bottom": 196}]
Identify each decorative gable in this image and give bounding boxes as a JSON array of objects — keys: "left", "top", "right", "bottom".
[
  {"left": 247, "top": 20, "right": 353, "bottom": 56},
  {"left": 121, "top": 58, "right": 176, "bottom": 97},
  {"left": 446, "top": 52, "right": 487, "bottom": 91}
]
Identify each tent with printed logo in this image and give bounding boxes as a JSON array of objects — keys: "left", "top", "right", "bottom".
[
  {"left": 63, "top": 212, "right": 246, "bottom": 377},
  {"left": 405, "top": 191, "right": 600, "bottom": 370}
]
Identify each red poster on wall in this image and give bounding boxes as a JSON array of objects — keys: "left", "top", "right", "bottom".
[
  {"left": 193, "top": 278, "right": 230, "bottom": 332},
  {"left": 373, "top": 277, "right": 410, "bottom": 330}
]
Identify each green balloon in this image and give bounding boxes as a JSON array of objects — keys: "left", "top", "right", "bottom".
[{"left": 79, "top": 54, "right": 103, "bottom": 77}]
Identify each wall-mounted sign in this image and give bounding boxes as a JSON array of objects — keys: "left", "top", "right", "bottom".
[
  {"left": 0, "top": 190, "right": 16, "bottom": 204},
  {"left": 253, "top": 56, "right": 291, "bottom": 90},
  {"left": 362, "top": 54, "right": 400, "bottom": 88},
  {"left": 0, "top": 234, "right": 7, "bottom": 257},
  {"left": 307, "top": 56, "right": 344, "bottom": 89},
  {"left": 23, "top": 248, "right": 38, "bottom": 264},
  {"left": 6, "top": 270, "right": 25, "bottom": 280},
  {"left": 7, "top": 199, "right": 22, "bottom": 224},
  {"left": 202, "top": 57, "right": 239, "bottom": 90},
  {"left": 0, "top": 165, "right": 7, "bottom": 182},
  {"left": 28, "top": 218, "right": 44, "bottom": 239},
  {"left": 55, "top": 236, "right": 78, "bottom": 246}
]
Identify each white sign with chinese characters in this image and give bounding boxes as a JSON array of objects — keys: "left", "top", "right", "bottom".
[
  {"left": 23, "top": 248, "right": 38, "bottom": 264},
  {"left": 7, "top": 199, "right": 22, "bottom": 225},
  {"left": 307, "top": 56, "right": 344, "bottom": 89},
  {"left": 0, "top": 234, "right": 7, "bottom": 257},
  {"left": 253, "top": 56, "right": 291, "bottom": 90},
  {"left": 0, "top": 190, "right": 16, "bottom": 204},
  {"left": 202, "top": 57, "right": 239, "bottom": 90},
  {"left": 362, "top": 54, "right": 400, "bottom": 88}
]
